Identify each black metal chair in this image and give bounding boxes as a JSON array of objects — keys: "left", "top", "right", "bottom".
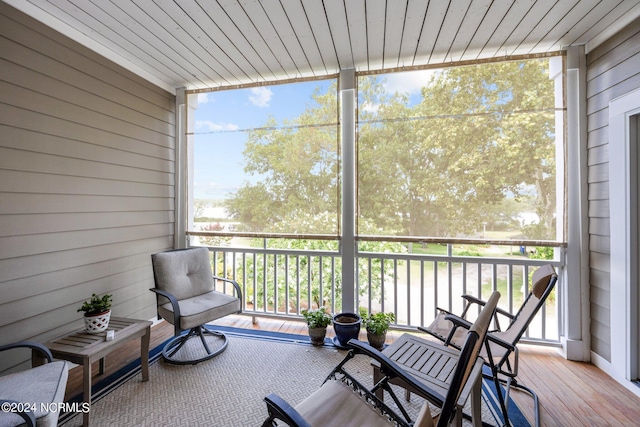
[
  {"left": 419, "top": 264, "right": 558, "bottom": 427},
  {"left": 262, "top": 292, "right": 500, "bottom": 427},
  {"left": 150, "top": 247, "right": 242, "bottom": 365}
]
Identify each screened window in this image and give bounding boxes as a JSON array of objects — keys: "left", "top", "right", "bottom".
[
  {"left": 357, "top": 59, "right": 563, "bottom": 242},
  {"left": 188, "top": 79, "right": 339, "bottom": 236}
]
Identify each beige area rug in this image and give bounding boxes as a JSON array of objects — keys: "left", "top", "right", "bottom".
[{"left": 59, "top": 331, "right": 508, "bottom": 427}]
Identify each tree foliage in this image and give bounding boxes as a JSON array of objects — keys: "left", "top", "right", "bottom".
[
  {"left": 358, "top": 60, "right": 556, "bottom": 239},
  {"left": 225, "top": 85, "right": 339, "bottom": 233}
]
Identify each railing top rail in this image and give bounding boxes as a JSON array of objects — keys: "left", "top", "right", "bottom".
[
  {"left": 358, "top": 235, "right": 567, "bottom": 247},
  {"left": 201, "top": 246, "right": 340, "bottom": 257},
  {"left": 356, "top": 250, "right": 563, "bottom": 265},
  {"left": 187, "top": 231, "right": 339, "bottom": 240},
  {"left": 188, "top": 230, "right": 566, "bottom": 247}
]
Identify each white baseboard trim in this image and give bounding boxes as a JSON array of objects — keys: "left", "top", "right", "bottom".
[{"left": 591, "top": 351, "right": 640, "bottom": 399}]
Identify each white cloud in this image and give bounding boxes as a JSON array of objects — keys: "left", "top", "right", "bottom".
[
  {"left": 383, "top": 69, "right": 439, "bottom": 95},
  {"left": 249, "top": 87, "right": 273, "bottom": 107},
  {"left": 197, "top": 93, "right": 210, "bottom": 105},
  {"left": 360, "top": 101, "right": 379, "bottom": 114},
  {"left": 195, "top": 120, "right": 239, "bottom": 132}
]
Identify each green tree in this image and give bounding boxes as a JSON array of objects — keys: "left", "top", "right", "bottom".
[
  {"left": 225, "top": 85, "right": 339, "bottom": 233},
  {"left": 358, "top": 59, "right": 556, "bottom": 238}
]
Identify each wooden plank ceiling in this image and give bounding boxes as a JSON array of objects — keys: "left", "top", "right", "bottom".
[{"left": 6, "top": 0, "right": 640, "bottom": 93}]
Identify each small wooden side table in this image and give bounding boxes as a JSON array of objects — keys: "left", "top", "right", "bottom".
[
  {"left": 42, "top": 317, "right": 152, "bottom": 427},
  {"left": 372, "top": 334, "right": 484, "bottom": 427}
]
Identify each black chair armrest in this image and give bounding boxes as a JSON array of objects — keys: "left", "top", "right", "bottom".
[
  {"left": 0, "top": 341, "right": 53, "bottom": 363},
  {"left": 212, "top": 276, "right": 243, "bottom": 305},
  {"left": 444, "top": 313, "right": 472, "bottom": 330},
  {"left": 444, "top": 314, "right": 516, "bottom": 353},
  {"left": 461, "top": 295, "right": 513, "bottom": 331},
  {"left": 461, "top": 294, "right": 487, "bottom": 306},
  {"left": 263, "top": 393, "right": 311, "bottom": 427},
  {"left": 0, "top": 399, "right": 36, "bottom": 427},
  {"left": 486, "top": 333, "right": 517, "bottom": 374},
  {"left": 348, "top": 339, "right": 447, "bottom": 404},
  {"left": 494, "top": 306, "right": 515, "bottom": 320},
  {"left": 441, "top": 314, "right": 473, "bottom": 347},
  {"left": 418, "top": 307, "right": 460, "bottom": 348},
  {"left": 149, "top": 288, "right": 182, "bottom": 335}
]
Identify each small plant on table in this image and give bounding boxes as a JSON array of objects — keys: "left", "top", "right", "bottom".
[{"left": 78, "top": 293, "right": 113, "bottom": 334}]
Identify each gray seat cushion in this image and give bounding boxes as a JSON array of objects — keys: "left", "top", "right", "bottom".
[
  {"left": 0, "top": 361, "right": 69, "bottom": 427},
  {"left": 158, "top": 291, "right": 241, "bottom": 330}
]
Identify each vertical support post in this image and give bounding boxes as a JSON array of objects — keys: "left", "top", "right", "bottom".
[
  {"left": 340, "top": 69, "right": 356, "bottom": 313},
  {"left": 175, "top": 87, "right": 187, "bottom": 249},
  {"left": 186, "top": 93, "right": 198, "bottom": 245},
  {"left": 563, "top": 46, "right": 590, "bottom": 361}
]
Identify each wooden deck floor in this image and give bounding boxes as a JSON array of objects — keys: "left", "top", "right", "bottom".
[{"left": 65, "top": 314, "right": 640, "bottom": 426}]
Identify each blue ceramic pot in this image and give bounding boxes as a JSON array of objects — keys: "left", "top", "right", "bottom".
[{"left": 332, "top": 312, "right": 361, "bottom": 347}]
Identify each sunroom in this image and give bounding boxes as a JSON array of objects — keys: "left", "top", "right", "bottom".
[{"left": 2, "top": 1, "right": 640, "bottom": 426}]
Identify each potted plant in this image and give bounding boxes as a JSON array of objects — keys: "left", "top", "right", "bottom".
[
  {"left": 78, "top": 293, "right": 112, "bottom": 334},
  {"left": 362, "top": 311, "right": 395, "bottom": 350},
  {"left": 332, "top": 312, "right": 361, "bottom": 348},
  {"left": 301, "top": 307, "right": 332, "bottom": 346}
]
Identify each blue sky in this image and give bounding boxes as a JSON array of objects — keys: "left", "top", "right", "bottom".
[
  {"left": 190, "top": 70, "right": 436, "bottom": 200},
  {"left": 191, "top": 80, "right": 335, "bottom": 199}
]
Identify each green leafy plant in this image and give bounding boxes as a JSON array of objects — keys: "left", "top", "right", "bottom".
[
  {"left": 77, "top": 293, "right": 112, "bottom": 315},
  {"left": 301, "top": 306, "right": 332, "bottom": 329},
  {"left": 361, "top": 311, "right": 396, "bottom": 335}
]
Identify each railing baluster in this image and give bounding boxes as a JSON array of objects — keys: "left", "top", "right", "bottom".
[
  {"left": 433, "top": 261, "right": 439, "bottom": 317},
  {"left": 420, "top": 259, "right": 425, "bottom": 327},
  {"left": 331, "top": 257, "right": 336, "bottom": 314},
  {"left": 306, "top": 255, "right": 311, "bottom": 310},
  {"left": 367, "top": 258, "right": 373, "bottom": 314},
  {"left": 393, "top": 258, "right": 398, "bottom": 323},
  {"left": 318, "top": 255, "right": 323, "bottom": 309},
  {"left": 380, "top": 256, "right": 385, "bottom": 314},
  {"left": 296, "top": 255, "right": 300, "bottom": 315},
  {"left": 447, "top": 244, "right": 453, "bottom": 312},
  {"left": 406, "top": 258, "right": 411, "bottom": 327}
]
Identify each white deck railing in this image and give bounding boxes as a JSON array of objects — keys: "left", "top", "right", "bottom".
[{"left": 189, "top": 233, "right": 564, "bottom": 344}]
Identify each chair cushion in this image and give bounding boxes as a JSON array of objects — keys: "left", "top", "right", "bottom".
[
  {"left": 0, "top": 361, "right": 69, "bottom": 427},
  {"left": 159, "top": 291, "right": 241, "bottom": 330},
  {"left": 152, "top": 248, "right": 215, "bottom": 301},
  {"left": 295, "top": 379, "right": 397, "bottom": 427}
]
